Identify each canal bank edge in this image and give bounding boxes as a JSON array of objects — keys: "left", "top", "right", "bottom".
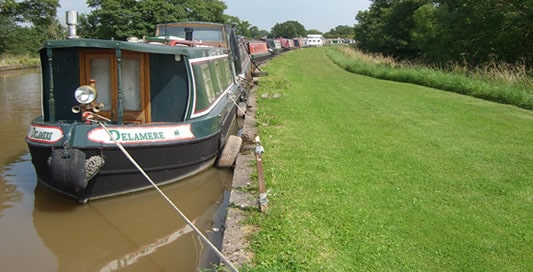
[
  {"left": 0, "top": 64, "right": 39, "bottom": 71},
  {"left": 221, "top": 80, "right": 262, "bottom": 268}
]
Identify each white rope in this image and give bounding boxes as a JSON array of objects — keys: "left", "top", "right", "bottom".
[{"left": 94, "top": 119, "right": 239, "bottom": 272}]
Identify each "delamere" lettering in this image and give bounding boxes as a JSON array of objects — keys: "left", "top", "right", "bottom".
[{"left": 108, "top": 130, "right": 165, "bottom": 141}]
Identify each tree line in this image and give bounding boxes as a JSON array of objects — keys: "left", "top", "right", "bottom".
[
  {"left": 355, "top": 0, "right": 532, "bottom": 68},
  {"left": 0, "top": 0, "right": 62, "bottom": 55},
  {"left": 0, "top": 0, "right": 357, "bottom": 57}
]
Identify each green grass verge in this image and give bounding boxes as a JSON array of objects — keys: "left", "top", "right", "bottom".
[
  {"left": 242, "top": 47, "right": 532, "bottom": 271},
  {"left": 326, "top": 47, "right": 533, "bottom": 110},
  {"left": 0, "top": 54, "right": 39, "bottom": 67}
]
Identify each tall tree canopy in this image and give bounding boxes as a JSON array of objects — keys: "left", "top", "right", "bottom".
[
  {"left": 0, "top": 0, "right": 62, "bottom": 54},
  {"left": 269, "top": 20, "right": 306, "bottom": 38},
  {"left": 83, "top": 0, "right": 227, "bottom": 40},
  {"left": 225, "top": 15, "right": 251, "bottom": 37},
  {"left": 248, "top": 26, "right": 269, "bottom": 39},
  {"left": 355, "top": 0, "right": 532, "bottom": 66},
  {"left": 412, "top": 0, "right": 532, "bottom": 65},
  {"left": 355, "top": 0, "right": 426, "bottom": 60},
  {"left": 307, "top": 29, "right": 322, "bottom": 35},
  {"left": 324, "top": 25, "right": 354, "bottom": 39},
  {"left": 1, "top": 0, "right": 59, "bottom": 28}
]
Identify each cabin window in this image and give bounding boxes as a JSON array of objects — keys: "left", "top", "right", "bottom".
[
  {"left": 89, "top": 58, "right": 112, "bottom": 111},
  {"left": 192, "top": 56, "right": 234, "bottom": 115},
  {"left": 213, "top": 61, "right": 223, "bottom": 92},
  {"left": 200, "top": 63, "right": 215, "bottom": 103},
  {"left": 81, "top": 50, "right": 149, "bottom": 124},
  {"left": 222, "top": 58, "right": 233, "bottom": 84},
  {"left": 216, "top": 60, "right": 226, "bottom": 88},
  {"left": 159, "top": 26, "right": 224, "bottom": 42},
  {"left": 121, "top": 58, "right": 141, "bottom": 111}
]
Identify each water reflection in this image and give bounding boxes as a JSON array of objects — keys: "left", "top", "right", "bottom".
[
  {"left": 33, "top": 167, "right": 232, "bottom": 271},
  {"left": 0, "top": 69, "right": 41, "bottom": 217},
  {"left": 0, "top": 153, "right": 54, "bottom": 272},
  {"left": 0, "top": 167, "right": 23, "bottom": 218},
  {"left": 0, "top": 69, "right": 41, "bottom": 167},
  {"left": 1, "top": 153, "right": 38, "bottom": 217}
]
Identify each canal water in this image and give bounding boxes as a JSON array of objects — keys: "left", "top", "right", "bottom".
[{"left": 0, "top": 69, "right": 232, "bottom": 271}]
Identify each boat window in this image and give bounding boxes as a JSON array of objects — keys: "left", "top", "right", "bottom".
[
  {"left": 222, "top": 58, "right": 233, "bottom": 84},
  {"left": 121, "top": 58, "right": 141, "bottom": 111},
  {"left": 217, "top": 60, "right": 227, "bottom": 88},
  {"left": 193, "top": 57, "right": 235, "bottom": 114},
  {"left": 201, "top": 64, "right": 215, "bottom": 102},
  {"left": 89, "top": 58, "right": 112, "bottom": 111},
  {"left": 214, "top": 61, "right": 224, "bottom": 92},
  {"left": 159, "top": 26, "right": 224, "bottom": 42}
]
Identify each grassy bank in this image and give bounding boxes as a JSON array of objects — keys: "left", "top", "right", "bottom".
[
  {"left": 0, "top": 54, "right": 39, "bottom": 69},
  {"left": 242, "top": 47, "right": 532, "bottom": 271},
  {"left": 327, "top": 46, "right": 533, "bottom": 110}
]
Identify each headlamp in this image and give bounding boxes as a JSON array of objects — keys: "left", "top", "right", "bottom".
[{"left": 74, "top": 85, "right": 97, "bottom": 104}]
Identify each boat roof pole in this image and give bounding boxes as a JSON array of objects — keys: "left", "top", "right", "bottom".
[
  {"left": 116, "top": 48, "right": 123, "bottom": 124},
  {"left": 47, "top": 47, "right": 56, "bottom": 122}
]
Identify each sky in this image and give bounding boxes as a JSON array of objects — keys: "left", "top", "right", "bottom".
[
  {"left": 223, "top": 0, "right": 370, "bottom": 32},
  {"left": 58, "top": 0, "right": 371, "bottom": 33}
]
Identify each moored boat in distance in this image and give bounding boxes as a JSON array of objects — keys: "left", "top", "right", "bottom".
[
  {"left": 247, "top": 40, "right": 271, "bottom": 63},
  {"left": 26, "top": 12, "right": 247, "bottom": 203}
]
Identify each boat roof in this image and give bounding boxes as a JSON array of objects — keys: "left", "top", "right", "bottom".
[
  {"left": 40, "top": 39, "right": 223, "bottom": 58},
  {"left": 156, "top": 21, "right": 226, "bottom": 28}
]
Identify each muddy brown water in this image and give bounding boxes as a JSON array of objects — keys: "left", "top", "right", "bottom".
[{"left": 0, "top": 69, "right": 232, "bottom": 271}]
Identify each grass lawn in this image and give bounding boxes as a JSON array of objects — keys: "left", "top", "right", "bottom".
[{"left": 243, "top": 47, "right": 532, "bottom": 271}]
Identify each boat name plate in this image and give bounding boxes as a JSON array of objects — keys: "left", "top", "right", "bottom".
[
  {"left": 88, "top": 124, "right": 194, "bottom": 144},
  {"left": 26, "top": 125, "right": 64, "bottom": 143}
]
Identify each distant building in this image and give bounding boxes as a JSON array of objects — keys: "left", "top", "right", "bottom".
[{"left": 305, "top": 34, "right": 324, "bottom": 47}]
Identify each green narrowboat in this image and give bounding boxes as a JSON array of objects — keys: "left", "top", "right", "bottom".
[{"left": 26, "top": 19, "right": 246, "bottom": 203}]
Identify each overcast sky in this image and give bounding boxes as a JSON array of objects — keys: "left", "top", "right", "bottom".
[{"left": 58, "top": 0, "right": 371, "bottom": 32}]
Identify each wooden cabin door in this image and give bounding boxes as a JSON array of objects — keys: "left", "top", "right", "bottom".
[{"left": 80, "top": 50, "right": 150, "bottom": 124}]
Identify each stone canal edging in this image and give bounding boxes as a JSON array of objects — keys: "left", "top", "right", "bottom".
[
  {"left": 221, "top": 82, "right": 262, "bottom": 268},
  {"left": 0, "top": 64, "right": 39, "bottom": 72}
]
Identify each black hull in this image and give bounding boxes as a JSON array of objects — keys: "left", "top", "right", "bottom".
[
  {"left": 28, "top": 102, "right": 239, "bottom": 203},
  {"left": 29, "top": 134, "right": 220, "bottom": 203}
]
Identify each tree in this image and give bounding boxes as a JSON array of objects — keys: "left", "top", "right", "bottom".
[
  {"left": 256, "top": 29, "right": 269, "bottom": 39},
  {"left": 307, "top": 29, "right": 322, "bottom": 35},
  {"left": 0, "top": 0, "right": 61, "bottom": 54},
  {"left": 224, "top": 15, "right": 251, "bottom": 37},
  {"left": 356, "top": 0, "right": 532, "bottom": 66},
  {"left": 18, "top": 0, "right": 59, "bottom": 30},
  {"left": 181, "top": 0, "right": 226, "bottom": 23},
  {"left": 84, "top": 0, "right": 227, "bottom": 40},
  {"left": 324, "top": 25, "right": 354, "bottom": 39},
  {"left": 0, "top": 10, "right": 18, "bottom": 54},
  {"left": 269, "top": 20, "right": 306, "bottom": 38},
  {"left": 248, "top": 26, "right": 268, "bottom": 39},
  {"left": 416, "top": 0, "right": 533, "bottom": 65},
  {"left": 355, "top": 0, "right": 428, "bottom": 59},
  {"left": 248, "top": 26, "right": 261, "bottom": 38}
]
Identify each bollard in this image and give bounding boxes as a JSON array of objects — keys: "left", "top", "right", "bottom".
[{"left": 254, "top": 135, "right": 268, "bottom": 212}]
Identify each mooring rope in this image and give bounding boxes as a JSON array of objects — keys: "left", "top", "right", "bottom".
[
  {"left": 92, "top": 118, "right": 239, "bottom": 272},
  {"left": 227, "top": 92, "right": 266, "bottom": 126}
]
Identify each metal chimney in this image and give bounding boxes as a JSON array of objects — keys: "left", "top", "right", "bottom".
[{"left": 66, "top": 11, "right": 79, "bottom": 39}]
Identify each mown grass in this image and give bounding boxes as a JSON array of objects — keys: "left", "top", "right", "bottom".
[
  {"left": 327, "top": 46, "right": 533, "bottom": 110},
  {"left": 241, "top": 47, "right": 532, "bottom": 271}
]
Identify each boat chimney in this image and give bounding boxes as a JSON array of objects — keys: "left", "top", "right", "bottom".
[
  {"left": 66, "top": 10, "right": 79, "bottom": 39},
  {"left": 185, "top": 27, "right": 193, "bottom": 41}
]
